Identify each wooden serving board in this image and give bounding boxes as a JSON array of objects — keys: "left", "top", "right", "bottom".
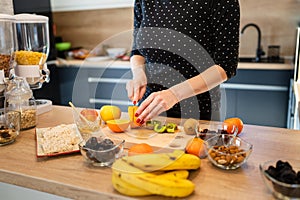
[{"left": 101, "top": 126, "right": 195, "bottom": 152}]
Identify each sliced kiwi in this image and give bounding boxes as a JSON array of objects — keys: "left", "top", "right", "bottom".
[
  {"left": 166, "top": 123, "right": 177, "bottom": 133},
  {"left": 154, "top": 124, "right": 167, "bottom": 133},
  {"left": 146, "top": 120, "right": 161, "bottom": 130}
]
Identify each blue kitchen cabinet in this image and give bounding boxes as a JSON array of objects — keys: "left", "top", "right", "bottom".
[
  {"left": 57, "top": 64, "right": 132, "bottom": 112},
  {"left": 221, "top": 69, "right": 293, "bottom": 128}
]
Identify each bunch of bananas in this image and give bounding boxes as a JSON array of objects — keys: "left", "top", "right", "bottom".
[{"left": 111, "top": 150, "right": 201, "bottom": 197}]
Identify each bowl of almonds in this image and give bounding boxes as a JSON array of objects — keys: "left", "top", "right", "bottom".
[{"left": 205, "top": 134, "right": 253, "bottom": 170}]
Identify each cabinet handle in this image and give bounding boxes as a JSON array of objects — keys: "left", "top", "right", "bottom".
[
  {"left": 88, "top": 77, "right": 131, "bottom": 84},
  {"left": 89, "top": 98, "right": 130, "bottom": 105},
  {"left": 220, "top": 83, "right": 288, "bottom": 92}
]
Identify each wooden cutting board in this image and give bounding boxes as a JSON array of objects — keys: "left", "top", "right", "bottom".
[{"left": 101, "top": 126, "right": 195, "bottom": 152}]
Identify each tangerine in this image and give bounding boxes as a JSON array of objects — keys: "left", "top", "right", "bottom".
[
  {"left": 185, "top": 137, "right": 206, "bottom": 158},
  {"left": 128, "top": 143, "right": 154, "bottom": 156},
  {"left": 223, "top": 117, "right": 244, "bottom": 135}
]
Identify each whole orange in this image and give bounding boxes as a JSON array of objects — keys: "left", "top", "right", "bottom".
[
  {"left": 185, "top": 137, "right": 206, "bottom": 158},
  {"left": 128, "top": 143, "right": 154, "bottom": 156},
  {"left": 223, "top": 117, "right": 244, "bottom": 135},
  {"left": 100, "top": 105, "right": 121, "bottom": 122}
]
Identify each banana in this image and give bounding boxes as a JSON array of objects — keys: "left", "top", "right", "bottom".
[
  {"left": 157, "top": 170, "right": 189, "bottom": 179},
  {"left": 122, "top": 150, "right": 201, "bottom": 171},
  {"left": 112, "top": 159, "right": 195, "bottom": 197},
  {"left": 112, "top": 159, "right": 189, "bottom": 179},
  {"left": 112, "top": 157, "right": 145, "bottom": 174},
  {"left": 119, "top": 171, "right": 195, "bottom": 197},
  {"left": 112, "top": 172, "right": 151, "bottom": 196},
  {"left": 162, "top": 153, "right": 201, "bottom": 171}
]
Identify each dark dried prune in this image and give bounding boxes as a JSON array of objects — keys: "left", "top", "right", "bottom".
[
  {"left": 266, "top": 166, "right": 279, "bottom": 178},
  {"left": 278, "top": 170, "right": 298, "bottom": 184},
  {"left": 85, "top": 137, "right": 98, "bottom": 150},
  {"left": 276, "top": 160, "right": 292, "bottom": 171},
  {"left": 103, "top": 138, "right": 113, "bottom": 145},
  {"left": 266, "top": 160, "right": 300, "bottom": 184}
]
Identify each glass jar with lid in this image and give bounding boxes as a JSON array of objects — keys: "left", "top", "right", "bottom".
[
  {"left": 13, "top": 14, "right": 50, "bottom": 89},
  {"left": 5, "top": 77, "right": 37, "bottom": 130}
]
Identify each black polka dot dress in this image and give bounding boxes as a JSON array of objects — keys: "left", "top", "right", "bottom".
[{"left": 131, "top": 0, "right": 240, "bottom": 120}]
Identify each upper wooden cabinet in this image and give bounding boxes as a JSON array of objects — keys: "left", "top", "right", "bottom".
[{"left": 50, "top": 0, "right": 133, "bottom": 12}]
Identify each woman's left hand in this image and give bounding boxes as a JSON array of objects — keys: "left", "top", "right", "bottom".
[{"left": 134, "top": 89, "right": 178, "bottom": 124}]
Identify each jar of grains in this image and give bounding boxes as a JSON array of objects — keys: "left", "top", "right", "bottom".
[
  {"left": 5, "top": 77, "right": 37, "bottom": 130},
  {"left": 0, "top": 14, "right": 16, "bottom": 80},
  {"left": 0, "top": 14, "right": 16, "bottom": 108}
]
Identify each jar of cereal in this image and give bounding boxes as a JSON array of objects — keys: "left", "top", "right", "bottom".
[{"left": 5, "top": 77, "right": 37, "bottom": 130}]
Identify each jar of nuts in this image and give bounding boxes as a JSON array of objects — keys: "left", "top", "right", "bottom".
[{"left": 5, "top": 77, "right": 37, "bottom": 130}]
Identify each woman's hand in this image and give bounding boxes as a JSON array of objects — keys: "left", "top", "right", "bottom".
[
  {"left": 126, "top": 70, "right": 147, "bottom": 105},
  {"left": 126, "top": 55, "right": 147, "bottom": 105},
  {"left": 133, "top": 65, "right": 228, "bottom": 124},
  {"left": 134, "top": 89, "right": 178, "bottom": 124}
]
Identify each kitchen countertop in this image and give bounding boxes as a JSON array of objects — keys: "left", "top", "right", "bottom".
[
  {"left": 54, "top": 58, "right": 294, "bottom": 70},
  {"left": 1, "top": 105, "right": 300, "bottom": 199}
]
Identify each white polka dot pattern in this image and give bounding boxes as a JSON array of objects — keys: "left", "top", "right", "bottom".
[{"left": 131, "top": 0, "right": 240, "bottom": 120}]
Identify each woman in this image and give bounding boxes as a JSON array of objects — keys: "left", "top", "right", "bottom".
[{"left": 126, "top": 0, "right": 240, "bottom": 124}]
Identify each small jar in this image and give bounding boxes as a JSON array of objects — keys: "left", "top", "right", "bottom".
[{"left": 5, "top": 77, "right": 37, "bottom": 130}]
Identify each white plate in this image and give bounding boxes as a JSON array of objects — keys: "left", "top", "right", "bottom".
[{"left": 85, "top": 56, "right": 112, "bottom": 62}]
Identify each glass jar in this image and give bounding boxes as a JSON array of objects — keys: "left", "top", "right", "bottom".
[
  {"left": 5, "top": 77, "right": 37, "bottom": 130},
  {"left": 0, "top": 14, "right": 16, "bottom": 108},
  {"left": 13, "top": 14, "right": 50, "bottom": 89}
]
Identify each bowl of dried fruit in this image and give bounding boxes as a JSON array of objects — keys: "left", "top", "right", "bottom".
[
  {"left": 79, "top": 134, "right": 125, "bottom": 167},
  {"left": 260, "top": 159, "right": 300, "bottom": 199},
  {"left": 205, "top": 134, "right": 253, "bottom": 170},
  {"left": 0, "top": 110, "right": 20, "bottom": 146}
]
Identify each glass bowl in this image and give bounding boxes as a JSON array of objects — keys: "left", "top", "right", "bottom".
[
  {"left": 0, "top": 110, "right": 20, "bottom": 146},
  {"left": 79, "top": 134, "right": 125, "bottom": 167},
  {"left": 205, "top": 134, "right": 253, "bottom": 170},
  {"left": 71, "top": 107, "right": 101, "bottom": 140},
  {"left": 260, "top": 159, "right": 300, "bottom": 199},
  {"left": 196, "top": 123, "right": 228, "bottom": 141}
]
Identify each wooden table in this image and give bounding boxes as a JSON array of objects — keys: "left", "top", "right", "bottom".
[{"left": 1, "top": 105, "right": 300, "bottom": 200}]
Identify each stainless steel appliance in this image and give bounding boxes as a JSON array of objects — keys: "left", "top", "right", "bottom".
[{"left": 287, "top": 27, "right": 300, "bottom": 129}]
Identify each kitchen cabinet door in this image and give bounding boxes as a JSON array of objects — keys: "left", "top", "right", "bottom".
[
  {"left": 57, "top": 65, "right": 132, "bottom": 111},
  {"left": 222, "top": 69, "right": 293, "bottom": 128},
  {"left": 223, "top": 88, "right": 289, "bottom": 127}
]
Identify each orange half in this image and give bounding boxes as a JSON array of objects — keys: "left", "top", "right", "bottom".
[{"left": 106, "top": 119, "right": 130, "bottom": 133}]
